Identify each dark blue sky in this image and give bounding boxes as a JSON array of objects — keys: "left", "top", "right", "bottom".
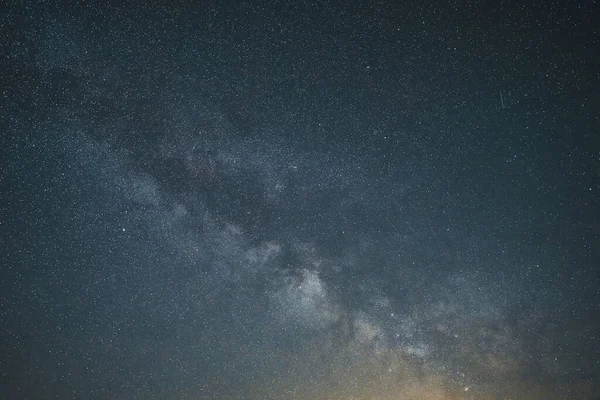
[{"left": 1, "top": 0, "right": 599, "bottom": 399}]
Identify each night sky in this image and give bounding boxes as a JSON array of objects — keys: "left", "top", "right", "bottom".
[{"left": 1, "top": 0, "right": 599, "bottom": 399}]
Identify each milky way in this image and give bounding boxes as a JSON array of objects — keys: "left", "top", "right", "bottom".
[{"left": 2, "top": 1, "right": 599, "bottom": 399}]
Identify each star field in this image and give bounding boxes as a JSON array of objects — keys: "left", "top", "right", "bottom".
[{"left": 1, "top": 1, "right": 599, "bottom": 399}]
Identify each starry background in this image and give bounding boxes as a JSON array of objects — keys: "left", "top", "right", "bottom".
[{"left": 1, "top": 0, "right": 599, "bottom": 399}]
